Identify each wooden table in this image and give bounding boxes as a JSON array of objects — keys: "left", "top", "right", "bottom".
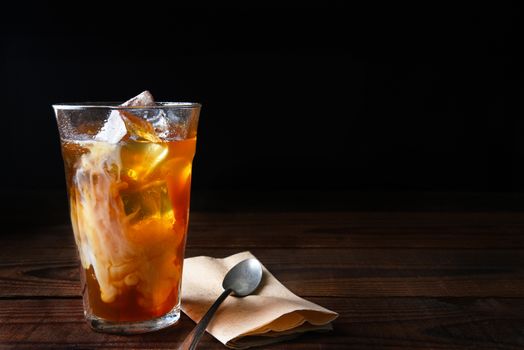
[{"left": 2, "top": 211, "right": 524, "bottom": 349}]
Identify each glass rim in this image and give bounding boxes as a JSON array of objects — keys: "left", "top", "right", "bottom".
[{"left": 52, "top": 102, "right": 201, "bottom": 110}]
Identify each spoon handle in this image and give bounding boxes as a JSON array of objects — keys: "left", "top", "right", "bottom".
[{"left": 178, "top": 288, "right": 233, "bottom": 350}]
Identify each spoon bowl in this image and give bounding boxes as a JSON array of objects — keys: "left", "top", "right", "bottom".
[{"left": 223, "top": 258, "right": 263, "bottom": 296}]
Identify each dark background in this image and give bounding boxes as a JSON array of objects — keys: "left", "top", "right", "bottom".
[{"left": 2, "top": 3, "right": 524, "bottom": 217}]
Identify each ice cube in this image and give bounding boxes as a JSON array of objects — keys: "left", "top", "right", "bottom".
[
  {"left": 121, "top": 90, "right": 155, "bottom": 107},
  {"left": 144, "top": 109, "right": 188, "bottom": 140},
  {"left": 94, "top": 110, "right": 128, "bottom": 144},
  {"left": 119, "top": 111, "right": 161, "bottom": 142},
  {"left": 121, "top": 142, "right": 169, "bottom": 183},
  {"left": 95, "top": 91, "right": 161, "bottom": 144},
  {"left": 146, "top": 110, "right": 170, "bottom": 139},
  {"left": 121, "top": 179, "right": 174, "bottom": 225}
]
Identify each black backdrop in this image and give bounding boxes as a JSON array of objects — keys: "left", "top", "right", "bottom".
[{"left": 2, "top": 3, "right": 523, "bottom": 198}]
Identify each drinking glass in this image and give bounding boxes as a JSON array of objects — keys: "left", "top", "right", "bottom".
[{"left": 53, "top": 102, "right": 200, "bottom": 333}]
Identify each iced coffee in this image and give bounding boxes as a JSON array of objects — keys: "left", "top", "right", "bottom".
[{"left": 54, "top": 92, "right": 200, "bottom": 333}]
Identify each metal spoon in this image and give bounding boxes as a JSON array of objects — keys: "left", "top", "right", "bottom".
[{"left": 178, "top": 258, "right": 263, "bottom": 350}]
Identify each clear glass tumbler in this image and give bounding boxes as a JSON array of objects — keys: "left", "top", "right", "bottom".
[{"left": 53, "top": 102, "right": 200, "bottom": 333}]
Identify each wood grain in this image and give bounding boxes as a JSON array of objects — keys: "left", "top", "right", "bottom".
[
  {"left": 2, "top": 211, "right": 524, "bottom": 349},
  {"left": 1, "top": 246, "right": 524, "bottom": 298},
  {"left": 1, "top": 298, "right": 524, "bottom": 349},
  {"left": 4, "top": 212, "right": 524, "bottom": 249}
]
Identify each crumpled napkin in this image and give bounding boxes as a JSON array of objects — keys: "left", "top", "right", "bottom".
[{"left": 181, "top": 251, "right": 338, "bottom": 349}]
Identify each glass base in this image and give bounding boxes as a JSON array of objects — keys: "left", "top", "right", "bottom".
[{"left": 86, "top": 306, "right": 180, "bottom": 334}]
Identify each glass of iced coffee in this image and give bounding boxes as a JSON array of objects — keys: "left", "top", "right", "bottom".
[{"left": 53, "top": 92, "right": 200, "bottom": 334}]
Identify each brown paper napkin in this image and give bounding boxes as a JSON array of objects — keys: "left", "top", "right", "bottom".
[{"left": 181, "top": 251, "right": 338, "bottom": 349}]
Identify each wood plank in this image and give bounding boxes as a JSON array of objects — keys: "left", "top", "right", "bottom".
[
  {"left": 2, "top": 247, "right": 524, "bottom": 298},
  {"left": 1, "top": 297, "right": 524, "bottom": 349},
  {"left": 187, "top": 212, "right": 524, "bottom": 249},
  {"left": 4, "top": 191, "right": 524, "bottom": 227},
  {"left": 4, "top": 211, "right": 524, "bottom": 249}
]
